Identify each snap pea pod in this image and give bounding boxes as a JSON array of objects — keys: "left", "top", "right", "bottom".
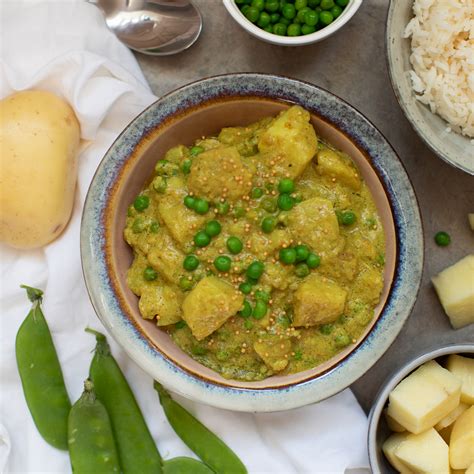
[
  {"left": 15, "top": 285, "right": 71, "bottom": 450},
  {"left": 86, "top": 329, "right": 162, "bottom": 474},
  {"left": 163, "top": 457, "right": 214, "bottom": 474},
  {"left": 154, "top": 382, "right": 247, "bottom": 474},
  {"left": 68, "top": 379, "right": 120, "bottom": 474}
]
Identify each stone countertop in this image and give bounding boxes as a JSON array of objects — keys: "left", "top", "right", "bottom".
[{"left": 136, "top": 0, "right": 474, "bottom": 413}]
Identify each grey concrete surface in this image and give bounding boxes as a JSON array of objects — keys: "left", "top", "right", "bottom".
[{"left": 136, "top": 0, "right": 474, "bottom": 412}]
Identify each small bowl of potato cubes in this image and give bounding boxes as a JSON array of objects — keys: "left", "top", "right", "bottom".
[
  {"left": 223, "top": 0, "right": 362, "bottom": 46},
  {"left": 368, "top": 344, "right": 474, "bottom": 474}
]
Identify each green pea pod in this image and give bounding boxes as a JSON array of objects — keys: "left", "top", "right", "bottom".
[
  {"left": 163, "top": 457, "right": 214, "bottom": 474},
  {"left": 15, "top": 285, "right": 71, "bottom": 450},
  {"left": 68, "top": 379, "right": 120, "bottom": 474},
  {"left": 154, "top": 382, "right": 247, "bottom": 474},
  {"left": 86, "top": 329, "right": 162, "bottom": 474}
]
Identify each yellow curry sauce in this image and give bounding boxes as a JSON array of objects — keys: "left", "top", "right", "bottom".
[{"left": 124, "top": 106, "right": 385, "bottom": 381}]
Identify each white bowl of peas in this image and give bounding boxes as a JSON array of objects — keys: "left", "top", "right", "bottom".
[{"left": 223, "top": 0, "right": 362, "bottom": 46}]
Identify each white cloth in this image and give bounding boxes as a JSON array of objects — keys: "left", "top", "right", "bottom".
[{"left": 0, "top": 1, "right": 370, "bottom": 472}]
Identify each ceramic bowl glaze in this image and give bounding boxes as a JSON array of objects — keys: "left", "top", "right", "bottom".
[
  {"left": 81, "top": 73, "right": 423, "bottom": 412},
  {"left": 223, "top": 0, "right": 362, "bottom": 46},
  {"left": 386, "top": 0, "right": 474, "bottom": 175},
  {"left": 368, "top": 344, "right": 474, "bottom": 474}
]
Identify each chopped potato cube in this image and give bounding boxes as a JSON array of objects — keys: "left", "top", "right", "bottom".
[
  {"left": 253, "top": 336, "right": 292, "bottom": 372},
  {"left": 435, "top": 402, "right": 469, "bottom": 431},
  {"left": 138, "top": 285, "right": 181, "bottom": 325},
  {"left": 147, "top": 231, "right": 184, "bottom": 283},
  {"left": 384, "top": 409, "right": 407, "bottom": 432},
  {"left": 431, "top": 254, "right": 474, "bottom": 329},
  {"left": 386, "top": 360, "right": 461, "bottom": 434},
  {"left": 316, "top": 148, "right": 361, "bottom": 191},
  {"left": 182, "top": 277, "right": 244, "bottom": 341},
  {"left": 450, "top": 406, "right": 474, "bottom": 470},
  {"left": 395, "top": 428, "right": 449, "bottom": 474},
  {"left": 382, "top": 432, "right": 414, "bottom": 474},
  {"left": 466, "top": 463, "right": 474, "bottom": 474},
  {"left": 446, "top": 354, "right": 474, "bottom": 404}
]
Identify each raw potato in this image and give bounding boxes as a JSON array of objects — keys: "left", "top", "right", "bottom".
[
  {"left": 0, "top": 90, "right": 80, "bottom": 248},
  {"left": 382, "top": 433, "right": 414, "bottom": 473},
  {"left": 384, "top": 409, "right": 406, "bottom": 432},
  {"left": 450, "top": 406, "right": 474, "bottom": 470},
  {"left": 434, "top": 402, "right": 469, "bottom": 431},
  {"left": 446, "top": 354, "right": 474, "bottom": 404},
  {"left": 431, "top": 255, "right": 474, "bottom": 329}
]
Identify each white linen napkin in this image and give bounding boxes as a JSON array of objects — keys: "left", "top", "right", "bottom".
[{"left": 0, "top": 1, "right": 370, "bottom": 472}]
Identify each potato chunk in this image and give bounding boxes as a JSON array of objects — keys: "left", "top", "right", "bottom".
[
  {"left": 253, "top": 336, "right": 292, "bottom": 372},
  {"left": 351, "top": 265, "right": 384, "bottom": 306},
  {"left": 386, "top": 360, "right": 461, "bottom": 434},
  {"left": 138, "top": 285, "right": 181, "bottom": 325},
  {"left": 450, "top": 406, "right": 474, "bottom": 470},
  {"left": 382, "top": 433, "right": 414, "bottom": 474},
  {"left": 435, "top": 402, "right": 469, "bottom": 431},
  {"left": 446, "top": 354, "right": 474, "bottom": 404},
  {"left": 316, "top": 149, "right": 361, "bottom": 191},
  {"left": 258, "top": 106, "right": 317, "bottom": 179},
  {"left": 293, "top": 275, "right": 347, "bottom": 327},
  {"left": 431, "top": 254, "right": 474, "bottom": 329},
  {"left": 147, "top": 231, "right": 184, "bottom": 283},
  {"left": 187, "top": 146, "right": 252, "bottom": 202},
  {"left": 182, "top": 277, "right": 244, "bottom": 341},
  {"left": 287, "top": 197, "right": 344, "bottom": 258}
]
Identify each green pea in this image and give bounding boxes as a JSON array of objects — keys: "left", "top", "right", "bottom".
[
  {"left": 239, "top": 282, "right": 252, "bottom": 294},
  {"left": 335, "top": 333, "right": 351, "bottom": 348},
  {"left": 278, "top": 178, "right": 295, "bottom": 193},
  {"left": 214, "top": 256, "right": 232, "bottom": 272},
  {"left": 194, "top": 231, "right": 211, "bottom": 247},
  {"left": 233, "top": 206, "right": 246, "bottom": 218},
  {"left": 144, "top": 267, "right": 158, "bottom": 281},
  {"left": 319, "top": 10, "right": 333, "bottom": 24},
  {"left": 255, "top": 290, "right": 271, "bottom": 302},
  {"left": 183, "top": 255, "right": 200, "bottom": 271},
  {"left": 155, "top": 160, "right": 179, "bottom": 177},
  {"left": 261, "top": 197, "right": 277, "bottom": 213},
  {"left": 257, "top": 11, "right": 271, "bottom": 27},
  {"left": 179, "top": 277, "right": 194, "bottom": 291},
  {"left": 162, "top": 457, "right": 214, "bottom": 474},
  {"left": 335, "top": 0, "right": 348, "bottom": 6},
  {"left": 133, "top": 195, "right": 149, "bottom": 212},
  {"left": 252, "top": 300, "right": 268, "bottom": 319},
  {"left": 277, "top": 193, "right": 294, "bottom": 211},
  {"left": 150, "top": 221, "right": 160, "bottom": 233},
  {"left": 227, "top": 236, "right": 243, "bottom": 254},
  {"left": 279, "top": 247, "right": 297, "bottom": 264},
  {"left": 263, "top": 24, "right": 274, "bottom": 32},
  {"left": 241, "top": 4, "right": 250, "bottom": 14},
  {"left": 261, "top": 216, "right": 276, "bottom": 233},
  {"left": 338, "top": 211, "right": 356, "bottom": 225},
  {"left": 153, "top": 176, "right": 168, "bottom": 194},
  {"left": 293, "top": 349, "right": 303, "bottom": 360},
  {"left": 282, "top": 3, "right": 296, "bottom": 18},
  {"left": 301, "top": 24, "right": 316, "bottom": 34},
  {"left": 184, "top": 195, "right": 196, "bottom": 209},
  {"left": 308, "top": 0, "right": 321, "bottom": 6},
  {"left": 251, "top": 187, "right": 264, "bottom": 199},
  {"left": 304, "top": 9, "right": 319, "bottom": 25},
  {"left": 306, "top": 252, "right": 321, "bottom": 268},
  {"left": 132, "top": 217, "right": 146, "bottom": 234},
  {"left": 190, "top": 145, "right": 204, "bottom": 156},
  {"left": 87, "top": 330, "right": 162, "bottom": 473},
  {"left": 175, "top": 320, "right": 187, "bottom": 329},
  {"left": 265, "top": 0, "right": 280, "bottom": 11},
  {"left": 239, "top": 300, "right": 253, "bottom": 318},
  {"left": 320, "top": 0, "right": 334, "bottom": 9},
  {"left": 296, "top": 6, "right": 311, "bottom": 21},
  {"left": 434, "top": 231, "right": 451, "bottom": 247},
  {"left": 331, "top": 4, "right": 342, "bottom": 17},
  {"left": 319, "top": 323, "right": 334, "bottom": 335},
  {"left": 252, "top": 0, "right": 265, "bottom": 10},
  {"left": 246, "top": 261, "right": 265, "bottom": 280},
  {"left": 279, "top": 16, "right": 291, "bottom": 25},
  {"left": 270, "top": 12, "right": 281, "bottom": 22},
  {"left": 205, "top": 220, "right": 222, "bottom": 237},
  {"left": 295, "top": 244, "right": 310, "bottom": 262},
  {"left": 376, "top": 253, "right": 385, "bottom": 265},
  {"left": 287, "top": 23, "right": 301, "bottom": 36},
  {"left": 194, "top": 198, "right": 209, "bottom": 215},
  {"left": 181, "top": 159, "right": 192, "bottom": 175},
  {"left": 273, "top": 22, "right": 287, "bottom": 35},
  {"left": 244, "top": 320, "right": 254, "bottom": 330},
  {"left": 68, "top": 380, "right": 120, "bottom": 474},
  {"left": 216, "top": 201, "right": 230, "bottom": 215},
  {"left": 295, "top": 263, "right": 310, "bottom": 277},
  {"left": 294, "top": 0, "right": 307, "bottom": 9},
  {"left": 244, "top": 5, "right": 260, "bottom": 22},
  {"left": 16, "top": 286, "right": 71, "bottom": 450}
]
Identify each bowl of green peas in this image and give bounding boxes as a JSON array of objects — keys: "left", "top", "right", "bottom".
[{"left": 223, "top": 0, "right": 361, "bottom": 45}]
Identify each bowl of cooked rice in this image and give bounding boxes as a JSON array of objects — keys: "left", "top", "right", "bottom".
[{"left": 386, "top": 0, "right": 474, "bottom": 175}]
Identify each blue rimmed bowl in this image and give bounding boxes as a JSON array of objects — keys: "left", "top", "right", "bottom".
[{"left": 81, "top": 73, "right": 423, "bottom": 412}]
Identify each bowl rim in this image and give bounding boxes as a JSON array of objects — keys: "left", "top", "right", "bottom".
[
  {"left": 81, "top": 72, "right": 424, "bottom": 412},
  {"left": 367, "top": 343, "right": 474, "bottom": 474},
  {"left": 223, "top": 0, "right": 363, "bottom": 45},
  {"left": 385, "top": 0, "right": 474, "bottom": 176}
]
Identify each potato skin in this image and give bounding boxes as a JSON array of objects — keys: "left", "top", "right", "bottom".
[{"left": 0, "top": 90, "right": 80, "bottom": 248}]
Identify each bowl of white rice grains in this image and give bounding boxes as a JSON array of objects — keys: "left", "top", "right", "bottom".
[{"left": 386, "top": 0, "right": 474, "bottom": 175}]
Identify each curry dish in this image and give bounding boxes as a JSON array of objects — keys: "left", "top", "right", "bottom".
[{"left": 124, "top": 106, "right": 385, "bottom": 381}]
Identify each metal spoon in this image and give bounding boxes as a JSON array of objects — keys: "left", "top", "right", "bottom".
[{"left": 92, "top": 0, "right": 202, "bottom": 56}]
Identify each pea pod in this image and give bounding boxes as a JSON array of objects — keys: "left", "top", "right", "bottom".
[
  {"left": 68, "top": 379, "right": 120, "bottom": 473},
  {"left": 154, "top": 382, "right": 247, "bottom": 474},
  {"left": 86, "top": 329, "right": 162, "bottom": 474},
  {"left": 163, "top": 457, "right": 214, "bottom": 474},
  {"left": 15, "top": 285, "right": 71, "bottom": 450}
]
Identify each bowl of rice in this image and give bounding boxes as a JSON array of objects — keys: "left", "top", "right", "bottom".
[{"left": 386, "top": 0, "right": 474, "bottom": 175}]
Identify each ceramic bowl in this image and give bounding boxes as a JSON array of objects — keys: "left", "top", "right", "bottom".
[
  {"left": 368, "top": 343, "right": 474, "bottom": 473},
  {"left": 81, "top": 73, "right": 423, "bottom": 412},
  {"left": 223, "top": 0, "right": 362, "bottom": 46},
  {"left": 386, "top": 0, "right": 474, "bottom": 175}
]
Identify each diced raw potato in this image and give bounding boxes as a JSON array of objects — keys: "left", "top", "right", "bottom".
[
  {"left": 182, "top": 277, "right": 244, "bottom": 341},
  {"left": 435, "top": 402, "right": 469, "bottom": 431},
  {"left": 395, "top": 428, "right": 449, "bottom": 474},
  {"left": 293, "top": 274, "right": 347, "bottom": 327},
  {"left": 316, "top": 148, "right": 361, "bottom": 191},
  {"left": 382, "top": 432, "right": 414, "bottom": 474},
  {"left": 258, "top": 105, "right": 318, "bottom": 179},
  {"left": 431, "top": 255, "right": 474, "bottom": 329},
  {"left": 384, "top": 409, "right": 407, "bottom": 432},
  {"left": 147, "top": 231, "right": 184, "bottom": 283},
  {"left": 469, "top": 214, "right": 474, "bottom": 231},
  {"left": 253, "top": 336, "right": 292, "bottom": 372},
  {"left": 187, "top": 146, "right": 252, "bottom": 202},
  {"left": 466, "top": 463, "right": 474, "bottom": 474},
  {"left": 138, "top": 285, "right": 181, "bottom": 325},
  {"left": 287, "top": 197, "right": 344, "bottom": 258},
  {"left": 386, "top": 360, "right": 461, "bottom": 434},
  {"left": 450, "top": 406, "right": 474, "bottom": 470},
  {"left": 446, "top": 354, "right": 474, "bottom": 404}
]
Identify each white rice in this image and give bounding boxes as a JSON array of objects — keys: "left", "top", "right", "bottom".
[{"left": 404, "top": 0, "right": 474, "bottom": 138}]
